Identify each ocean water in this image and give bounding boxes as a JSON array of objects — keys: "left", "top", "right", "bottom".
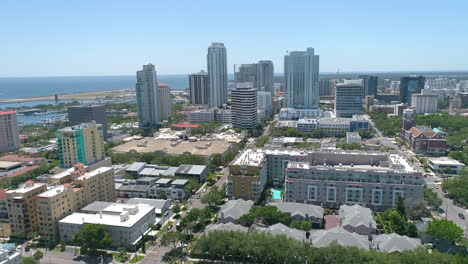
[{"left": 0, "top": 75, "right": 189, "bottom": 100}]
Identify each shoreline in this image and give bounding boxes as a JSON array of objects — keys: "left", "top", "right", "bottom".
[{"left": 0, "top": 89, "right": 135, "bottom": 104}]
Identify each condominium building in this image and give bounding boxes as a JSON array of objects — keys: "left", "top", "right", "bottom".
[
  {"left": 157, "top": 83, "right": 172, "bottom": 121},
  {"left": 56, "top": 122, "right": 105, "bottom": 168},
  {"left": 257, "top": 91, "right": 273, "bottom": 116},
  {"left": 36, "top": 166, "right": 115, "bottom": 242},
  {"left": 187, "top": 108, "right": 232, "bottom": 124},
  {"left": 0, "top": 111, "right": 20, "bottom": 153},
  {"left": 257, "top": 61, "right": 274, "bottom": 95},
  {"left": 136, "top": 63, "right": 160, "bottom": 128},
  {"left": 279, "top": 108, "right": 330, "bottom": 120},
  {"left": 6, "top": 181, "right": 47, "bottom": 238},
  {"left": 189, "top": 70, "right": 209, "bottom": 105},
  {"left": 67, "top": 105, "right": 107, "bottom": 139},
  {"left": 293, "top": 115, "right": 371, "bottom": 137},
  {"left": 400, "top": 76, "right": 425, "bottom": 104},
  {"left": 411, "top": 94, "right": 438, "bottom": 114},
  {"left": 207, "top": 43, "right": 228, "bottom": 107},
  {"left": 235, "top": 64, "right": 257, "bottom": 86},
  {"left": 231, "top": 83, "right": 258, "bottom": 129},
  {"left": 227, "top": 149, "right": 267, "bottom": 202},
  {"left": 358, "top": 75, "right": 378, "bottom": 97},
  {"left": 59, "top": 203, "right": 155, "bottom": 247},
  {"left": 319, "top": 79, "right": 332, "bottom": 97},
  {"left": 284, "top": 48, "right": 320, "bottom": 109},
  {"left": 334, "top": 80, "right": 364, "bottom": 118},
  {"left": 283, "top": 152, "right": 424, "bottom": 210}
]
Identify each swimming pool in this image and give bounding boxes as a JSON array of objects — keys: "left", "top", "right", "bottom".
[{"left": 272, "top": 188, "right": 282, "bottom": 199}]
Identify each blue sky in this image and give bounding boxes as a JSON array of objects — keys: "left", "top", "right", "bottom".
[{"left": 1, "top": 0, "right": 467, "bottom": 77}]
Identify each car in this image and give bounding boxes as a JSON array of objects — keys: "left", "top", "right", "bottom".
[
  {"left": 167, "top": 225, "right": 173, "bottom": 230},
  {"left": 203, "top": 189, "right": 207, "bottom": 193},
  {"left": 438, "top": 207, "right": 445, "bottom": 214},
  {"left": 164, "top": 211, "right": 169, "bottom": 217},
  {"left": 434, "top": 185, "right": 439, "bottom": 189},
  {"left": 459, "top": 213, "right": 466, "bottom": 219},
  {"left": 196, "top": 194, "right": 200, "bottom": 199}
]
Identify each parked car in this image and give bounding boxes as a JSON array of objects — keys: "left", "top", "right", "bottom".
[
  {"left": 458, "top": 213, "right": 465, "bottom": 219},
  {"left": 167, "top": 224, "right": 173, "bottom": 230},
  {"left": 196, "top": 194, "right": 201, "bottom": 199},
  {"left": 438, "top": 207, "right": 445, "bottom": 214}
]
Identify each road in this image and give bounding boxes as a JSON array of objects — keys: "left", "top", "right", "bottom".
[{"left": 142, "top": 167, "right": 228, "bottom": 263}]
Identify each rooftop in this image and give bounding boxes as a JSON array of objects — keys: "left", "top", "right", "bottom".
[
  {"left": 375, "top": 233, "right": 421, "bottom": 253},
  {"left": 171, "top": 179, "right": 189, "bottom": 186},
  {"left": 37, "top": 185, "right": 68, "bottom": 198},
  {"left": 126, "top": 162, "right": 147, "bottom": 172},
  {"left": 427, "top": 157, "right": 463, "bottom": 166},
  {"left": 220, "top": 199, "right": 254, "bottom": 220},
  {"left": 7, "top": 182, "right": 46, "bottom": 194},
  {"left": 270, "top": 202, "right": 324, "bottom": 219},
  {"left": 311, "top": 227, "right": 369, "bottom": 249},
  {"left": 206, "top": 223, "right": 248, "bottom": 233},
  {"left": 231, "top": 149, "right": 266, "bottom": 167},
  {"left": 175, "top": 165, "right": 207, "bottom": 175}
]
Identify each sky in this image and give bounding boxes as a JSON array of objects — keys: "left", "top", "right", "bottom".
[{"left": 1, "top": 0, "right": 468, "bottom": 77}]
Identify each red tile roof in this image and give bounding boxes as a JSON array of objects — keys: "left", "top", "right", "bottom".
[
  {"left": 0, "top": 189, "right": 6, "bottom": 200},
  {"left": 0, "top": 110, "right": 16, "bottom": 115},
  {"left": 5, "top": 165, "right": 40, "bottom": 178},
  {"left": 171, "top": 122, "right": 201, "bottom": 128},
  {"left": 158, "top": 83, "right": 169, "bottom": 87},
  {"left": 325, "top": 215, "right": 340, "bottom": 230}
]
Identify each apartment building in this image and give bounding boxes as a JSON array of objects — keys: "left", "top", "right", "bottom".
[
  {"left": 227, "top": 149, "right": 267, "bottom": 202},
  {"left": 0, "top": 111, "right": 20, "bottom": 153},
  {"left": 36, "top": 166, "right": 116, "bottom": 241},
  {"left": 59, "top": 203, "right": 155, "bottom": 248},
  {"left": 6, "top": 181, "right": 47, "bottom": 238},
  {"left": 284, "top": 152, "right": 424, "bottom": 210},
  {"left": 56, "top": 122, "right": 105, "bottom": 168}
]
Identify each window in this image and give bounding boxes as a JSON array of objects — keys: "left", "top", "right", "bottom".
[
  {"left": 346, "top": 187, "right": 363, "bottom": 203},
  {"left": 372, "top": 189, "right": 383, "bottom": 205},
  {"left": 327, "top": 187, "right": 336, "bottom": 202},
  {"left": 307, "top": 185, "right": 317, "bottom": 201},
  {"left": 392, "top": 190, "right": 405, "bottom": 206}
]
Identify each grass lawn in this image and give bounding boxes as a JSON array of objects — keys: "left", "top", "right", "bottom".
[
  {"left": 138, "top": 241, "right": 152, "bottom": 253},
  {"left": 130, "top": 255, "right": 144, "bottom": 263},
  {"left": 112, "top": 252, "right": 130, "bottom": 262}
]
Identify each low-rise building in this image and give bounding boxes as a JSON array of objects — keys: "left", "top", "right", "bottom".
[
  {"left": 126, "top": 198, "right": 171, "bottom": 216},
  {"left": 270, "top": 202, "right": 323, "bottom": 226},
  {"left": 205, "top": 223, "right": 248, "bottom": 233},
  {"left": 0, "top": 243, "right": 21, "bottom": 264},
  {"left": 255, "top": 223, "right": 307, "bottom": 242},
  {"left": 427, "top": 157, "right": 464, "bottom": 174},
  {"left": 346, "top": 132, "right": 361, "bottom": 145},
  {"left": 339, "top": 204, "right": 376, "bottom": 235},
  {"left": 279, "top": 108, "right": 331, "bottom": 120},
  {"left": 227, "top": 149, "right": 267, "bottom": 202},
  {"left": 218, "top": 199, "right": 254, "bottom": 224},
  {"left": 374, "top": 233, "right": 421, "bottom": 253},
  {"left": 117, "top": 177, "right": 189, "bottom": 201},
  {"left": 311, "top": 227, "right": 369, "bottom": 249},
  {"left": 59, "top": 203, "right": 155, "bottom": 248},
  {"left": 402, "top": 126, "right": 447, "bottom": 155}
]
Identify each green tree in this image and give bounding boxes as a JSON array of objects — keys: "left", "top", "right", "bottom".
[
  {"left": 172, "top": 204, "right": 181, "bottom": 214},
  {"left": 239, "top": 206, "right": 291, "bottom": 227},
  {"left": 33, "top": 251, "right": 44, "bottom": 262},
  {"left": 201, "top": 185, "right": 224, "bottom": 209},
  {"left": 442, "top": 169, "right": 468, "bottom": 207},
  {"left": 424, "top": 188, "right": 442, "bottom": 208},
  {"left": 160, "top": 231, "right": 185, "bottom": 250},
  {"left": 396, "top": 196, "right": 406, "bottom": 217},
  {"left": 255, "top": 135, "right": 270, "bottom": 147},
  {"left": 73, "top": 224, "right": 113, "bottom": 255},
  {"left": 22, "top": 257, "right": 37, "bottom": 264},
  {"left": 427, "top": 219, "right": 464, "bottom": 242}
]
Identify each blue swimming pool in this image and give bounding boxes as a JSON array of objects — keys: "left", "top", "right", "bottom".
[{"left": 272, "top": 188, "right": 282, "bottom": 199}]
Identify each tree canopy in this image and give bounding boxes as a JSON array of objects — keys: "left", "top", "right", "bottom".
[
  {"left": 442, "top": 169, "right": 468, "bottom": 207},
  {"left": 239, "top": 206, "right": 291, "bottom": 227},
  {"left": 73, "top": 224, "right": 113, "bottom": 255},
  {"left": 427, "top": 219, "right": 464, "bottom": 242}
]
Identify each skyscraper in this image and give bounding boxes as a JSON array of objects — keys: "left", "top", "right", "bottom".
[
  {"left": 67, "top": 104, "right": 107, "bottom": 138},
  {"left": 284, "top": 48, "right": 320, "bottom": 109},
  {"left": 231, "top": 83, "right": 258, "bottom": 129},
  {"left": 235, "top": 64, "right": 257, "bottom": 86},
  {"left": 56, "top": 122, "right": 105, "bottom": 168},
  {"left": 400, "top": 76, "right": 425, "bottom": 104},
  {"left": 157, "top": 83, "right": 172, "bottom": 121},
  {"left": 207, "top": 43, "right": 228, "bottom": 107},
  {"left": 189, "top": 70, "right": 209, "bottom": 105},
  {"left": 358, "top": 75, "right": 378, "bottom": 97},
  {"left": 319, "top": 79, "right": 332, "bottom": 97},
  {"left": 257, "top": 61, "right": 274, "bottom": 95},
  {"left": 136, "top": 64, "right": 159, "bottom": 128},
  {"left": 0, "top": 110, "right": 20, "bottom": 153},
  {"left": 334, "top": 80, "right": 364, "bottom": 118}
]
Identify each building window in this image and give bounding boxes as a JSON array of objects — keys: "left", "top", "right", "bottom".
[
  {"left": 372, "top": 189, "right": 383, "bottom": 205},
  {"left": 307, "top": 185, "right": 317, "bottom": 201},
  {"left": 346, "top": 187, "right": 363, "bottom": 203},
  {"left": 327, "top": 187, "right": 336, "bottom": 202},
  {"left": 392, "top": 190, "right": 405, "bottom": 206}
]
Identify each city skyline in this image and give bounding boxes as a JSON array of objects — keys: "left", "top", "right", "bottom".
[{"left": 1, "top": 0, "right": 468, "bottom": 77}]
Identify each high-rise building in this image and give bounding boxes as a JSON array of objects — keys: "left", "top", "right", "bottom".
[
  {"left": 231, "top": 83, "right": 258, "bottom": 129},
  {"left": 284, "top": 48, "right": 320, "bottom": 109},
  {"left": 189, "top": 70, "right": 209, "bottom": 105},
  {"left": 67, "top": 105, "right": 107, "bottom": 139},
  {"left": 56, "top": 122, "right": 105, "bottom": 168},
  {"left": 400, "top": 76, "right": 425, "bottom": 104},
  {"left": 207, "top": 43, "right": 228, "bottom": 107},
  {"left": 319, "top": 79, "right": 332, "bottom": 97},
  {"left": 257, "top": 91, "right": 272, "bottom": 111},
  {"left": 411, "top": 94, "right": 438, "bottom": 114},
  {"left": 157, "top": 83, "right": 172, "bottom": 121},
  {"left": 358, "top": 75, "right": 378, "bottom": 97},
  {"left": 6, "top": 181, "right": 47, "bottom": 238},
  {"left": 257, "top": 61, "right": 274, "bottom": 95},
  {"left": 334, "top": 80, "right": 364, "bottom": 118},
  {"left": 0, "top": 110, "right": 20, "bottom": 153},
  {"left": 235, "top": 64, "right": 257, "bottom": 86},
  {"left": 136, "top": 64, "right": 160, "bottom": 128},
  {"left": 390, "top": 81, "right": 400, "bottom": 92}
]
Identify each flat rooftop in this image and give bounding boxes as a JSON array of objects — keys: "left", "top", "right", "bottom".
[
  {"left": 7, "top": 182, "right": 46, "bottom": 194},
  {"left": 427, "top": 157, "right": 463, "bottom": 166},
  {"left": 37, "top": 185, "right": 68, "bottom": 198},
  {"left": 60, "top": 203, "right": 154, "bottom": 228},
  {"left": 231, "top": 149, "right": 266, "bottom": 167},
  {"left": 112, "top": 137, "right": 233, "bottom": 156},
  {"left": 0, "top": 161, "right": 22, "bottom": 170}
]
